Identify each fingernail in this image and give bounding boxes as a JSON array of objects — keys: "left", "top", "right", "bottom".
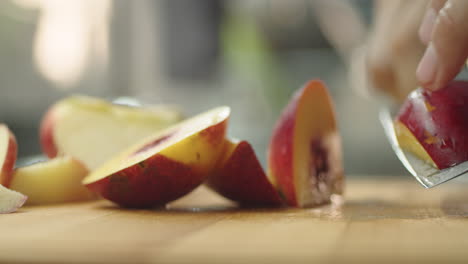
[
  {"left": 417, "top": 43, "right": 438, "bottom": 89},
  {"left": 419, "top": 8, "right": 436, "bottom": 44}
]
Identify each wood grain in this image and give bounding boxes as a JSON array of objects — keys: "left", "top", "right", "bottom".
[{"left": 1, "top": 177, "right": 468, "bottom": 264}]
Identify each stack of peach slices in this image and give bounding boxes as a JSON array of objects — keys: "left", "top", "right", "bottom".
[{"left": 0, "top": 79, "right": 346, "bottom": 212}]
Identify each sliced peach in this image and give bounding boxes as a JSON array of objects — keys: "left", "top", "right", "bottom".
[
  {"left": 9, "top": 156, "right": 94, "bottom": 205},
  {"left": 267, "top": 80, "right": 344, "bottom": 207},
  {"left": 206, "top": 139, "right": 283, "bottom": 206},
  {"left": 0, "top": 124, "right": 18, "bottom": 187},
  {"left": 40, "top": 95, "right": 183, "bottom": 169},
  {"left": 83, "top": 106, "right": 230, "bottom": 208},
  {"left": 0, "top": 184, "right": 27, "bottom": 213},
  {"left": 396, "top": 81, "right": 468, "bottom": 169}
]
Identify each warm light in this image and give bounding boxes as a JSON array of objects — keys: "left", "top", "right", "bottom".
[
  {"left": 34, "top": 0, "right": 89, "bottom": 88},
  {"left": 13, "top": 0, "right": 111, "bottom": 89}
]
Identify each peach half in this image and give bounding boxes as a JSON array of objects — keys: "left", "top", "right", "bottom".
[
  {"left": 206, "top": 139, "right": 283, "bottom": 206},
  {"left": 396, "top": 81, "right": 468, "bottom": 169},
  {"left": 83, "top": 106, "right": 230, "bottom": 208},
  {"left": 267, "top": 80, "right": 344, "bottom": 207},
  {"left": 0, "top": 124, "right": 18, "bottom": 187},
  {"left": 40, "top": 95, "right": 183, "bottom": 170}
]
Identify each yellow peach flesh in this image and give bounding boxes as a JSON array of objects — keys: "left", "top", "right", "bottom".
[
  {"left": 10, "top": 156, "right": 94, "bottom": 205},
  {"left": 294, "top": 84, "right": 340, "bottom": 207},
  {"left": 51, "top": 96, "right": 182, "bottom": 169},
  {"left": 394, "top": 121, "right": 437, "bottom": 168}
]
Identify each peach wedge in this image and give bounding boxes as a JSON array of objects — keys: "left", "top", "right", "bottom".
[
  {"left": 0, "top": 184, "right": 27, "bottom": 214},
  {"left": 0, "top": 124, "right": 18, "bottom": 187},
  {"left": 206, "top": 139, "right": 283, "bottom": 206},
  {"left": 10, "top": 156, "right": 94, "bottom": 205},
  {"left": 83, "top": 106, "right": 230, "bottom": 208},
  {"left": 40, "top": 95, "right": 183, "bottom": 170},
  {"left": 268, "top": 80, "right": 344, "bottom": 207},
  {"left": 396, "top": 81, "right": 468, "bottom": 169}
]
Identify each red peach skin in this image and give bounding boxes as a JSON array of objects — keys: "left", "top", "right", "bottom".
[
  {"left": 396, "top": 81, "right": 468, "bottom": 169},
  {"left": 0, "top": 124, "right": 18, "bottom": 187},
  {"left": 206, "top": 140, "right": 284, "bottom": 207},
  {"left": 39, "top": 108, "right": 58, "bottom": 158}
]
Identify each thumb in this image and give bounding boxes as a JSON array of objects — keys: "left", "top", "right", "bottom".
[{"left": 416, "top": 0, "right": 468, "bottom": 91}]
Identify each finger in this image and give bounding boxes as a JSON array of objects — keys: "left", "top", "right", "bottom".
[
  {"left": 391, "top": 1, "right": 426, "bottom": 100},
  {"left": 365, "top": 0, "right": 404, "bottom": 99},
  {"left": 416, "top": 0, "right": 468, "bottom": 91},
  {"left": 366, "top": 53, "right": 397, "bottom": 98},
  {"left": 419, "top": 0, "right": 447, "bottom": 44}
]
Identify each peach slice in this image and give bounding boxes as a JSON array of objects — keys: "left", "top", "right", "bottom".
[
  {"left": 267, "top": 80, "right": 344, "bottom": 207},
  {"left": 0, "top": 124, "right": 18, "bottom": 187},
  {"left": 396, "top": 81, "right": 468, "bottom": 169},
  {"left": 0, "top": 184, "right": 27, "bottom": 214},
  {"left": 9, "top": 156, "right": 94, "bottom": 205},
  {"left": 206, "top": 139, "right": 283, "bottom": 206},
  {"left": 83, "top": 106, "right": 230, "bottom": 208},
  {"left": 40, "top": 95, "right": 183, "bottom": 170}
]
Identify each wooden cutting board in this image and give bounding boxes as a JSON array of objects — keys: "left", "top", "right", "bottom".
[{"left": 1, "top": 176, "right": 468, "bottom": 264}]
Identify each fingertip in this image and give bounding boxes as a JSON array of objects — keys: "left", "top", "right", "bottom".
[
  {"left": 416, "top": 43, "right": 438, "bottom": 87},
  {"left": 419, "top": 8, "right": 437, "bottom": 44},
  {"left": 420, "top": 82, "right": 440, "bottom": 91}
]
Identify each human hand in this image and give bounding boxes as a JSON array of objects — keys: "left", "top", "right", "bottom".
[
  {"left": 365, "top": 0, "right": 426, "bottom": 102},
  {"left": 417, "top": 0, "right": 468, "bottom": 91}
]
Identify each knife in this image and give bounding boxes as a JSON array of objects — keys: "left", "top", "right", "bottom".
[
  {"left": 379, "top": 106, "right": 468, "bottom": 188},
  {"left": 379, "top": 61, "right": 468, "bottom": 188}
]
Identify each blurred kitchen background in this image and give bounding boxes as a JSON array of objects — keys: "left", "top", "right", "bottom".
[{"left": 0, "top": 0, "right": 406, "bottom": 176}]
